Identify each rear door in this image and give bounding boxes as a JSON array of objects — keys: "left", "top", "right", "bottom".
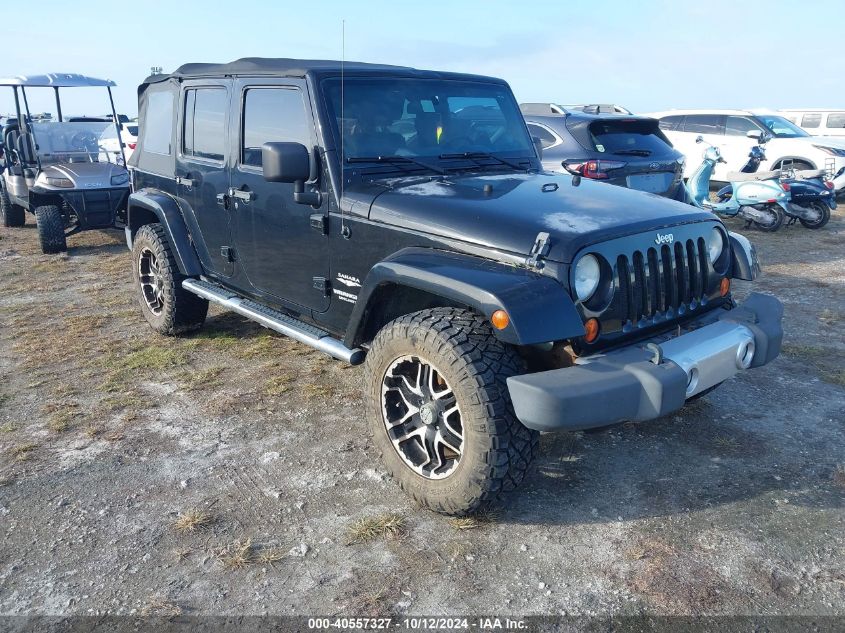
[
  {"left": 175, "top": 80, "right": 234, "bottom": 277},
  {"left": 228, "top": 78, "right": 330, "bottom": 312}
]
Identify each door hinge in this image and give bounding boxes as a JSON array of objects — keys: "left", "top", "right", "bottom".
[
  {"left": 310, "top": 213, "right": 328, "bottom": 235},
  {"left": 221, "top": 246, "right": 236, "bottom": 262},
  {"left": 313, "top": 276, "right": 330, "bottom": 296},
  {"left": 525, "top": 231, "right": 551, "bottom": 270}
]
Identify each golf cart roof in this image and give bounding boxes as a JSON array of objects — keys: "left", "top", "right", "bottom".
[{"left": 0, "top": 73, "right": 116, "bottom": 88}]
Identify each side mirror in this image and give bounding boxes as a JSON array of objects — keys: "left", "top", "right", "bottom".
[
  {"left": 262, "top": 141, "right": 310, "bottom": 183},
  {"left": 695, "top": 135, "right": 704, "bottom": 144},
  {"left": 745, "top": 130, "right": 762, "bottom": 140},
  {"left": 532, "top": 136, "right": 543, "bottom": 160}
]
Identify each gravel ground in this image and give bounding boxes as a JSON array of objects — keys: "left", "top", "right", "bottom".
[{"left": 0, "top": 210, "right": 843, "bottom": 619}]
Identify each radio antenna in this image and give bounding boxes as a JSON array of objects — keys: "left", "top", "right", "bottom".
[{"left": 340, "top": 18, "right": 348, "bottom": 237}]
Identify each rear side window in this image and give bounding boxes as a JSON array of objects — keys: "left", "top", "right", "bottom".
[
  {"left": 241, "top": 87, "right": 310, "bottom": 167},
  {"left": 658, "top": 115, "right": 683, "bottom": 131},
  {"left": 183, "top": 88, "right": 227, "bottom": 161},
  {"left": 526, "top": 123, "right": 559, "bottom": 149},
  {"left": 589, "top": 120, "right": 674, "bottom": 155},
  {"left": 725, "top": 116, "right": 761, "bottom": 136},
  {"left": 825, "top": 113, "right": 845, "bottom": 128},
  {"left": 142, "top": 91, "right": 173, "bottom": 155},
  {"left": 801, "top": 113, "right": 822, "bottom": 129},
  {"left": 681, "top": 115, "right": 724, "bottom": 135}
]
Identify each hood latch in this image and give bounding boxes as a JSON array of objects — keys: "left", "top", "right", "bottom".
[{"left": 526, "top": 231, "right": 551, "bottom": 270}]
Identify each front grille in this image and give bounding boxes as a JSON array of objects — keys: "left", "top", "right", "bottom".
[{"left": 615, "top": 237, "right": 709, "bottom": 329}]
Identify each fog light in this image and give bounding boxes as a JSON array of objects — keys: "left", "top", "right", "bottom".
[
  {"left": 720, "top": 277, "right": 731, "bottom": 296},
  {"left": 584, "top": 318, "right": 600, "bottom": 343},
  {"left": 491, "top": 309, "right": 510, "bottom": 330}
]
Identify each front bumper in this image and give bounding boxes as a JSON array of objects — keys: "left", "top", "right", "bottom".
[{"left": 507, "top": 293, "right": 783, "bottom": 432}]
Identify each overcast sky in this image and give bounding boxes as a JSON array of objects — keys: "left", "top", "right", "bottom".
[{"left": 2, "top": 0, "right": 842, "bottom": 117}]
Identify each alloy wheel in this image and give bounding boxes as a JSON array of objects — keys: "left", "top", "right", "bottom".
[{"left": 138, "top": 247, "right": 165, "bottom": 315}]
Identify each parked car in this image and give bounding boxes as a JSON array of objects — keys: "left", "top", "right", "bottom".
[
  {"left": 650, "top": 109, "right": 845, "bottom": 193},
  {"left": 98, "top": 120, "right": 138, "bottom": 163},
  {"left": 126, "top": 57, "right": 782, "bottom": 515},
  {"left": 521, "top": 106, "right": 686, "bottom": 200},
  {"left": 779, "top": 109, "right": 845, "bottom": 137},
  {"left": 520, "top": 103, "right": 632, "bottom": 116}
]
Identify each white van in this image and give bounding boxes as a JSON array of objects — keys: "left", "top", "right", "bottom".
[{"left": 779, "top": 110, "right": 845, "bottom": 137}]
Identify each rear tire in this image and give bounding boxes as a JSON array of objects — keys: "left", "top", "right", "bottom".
[
  {"left": 34, "top": 205, "right": 67, "bottom": 253},
  {"left": 753, "top": 204, "right": 784, "bottom": 232},
  {"left": 131, "top": 223, "right": 208, "bottom": 335},
  {"left": 799, "top": 202, "right": 831, "bottom": 229},
  {"left": 0, "top": 183, "right": 25, "bottom": 227},
  {"left": 364, "top": 307, "right": 539, "bottom": 515}
]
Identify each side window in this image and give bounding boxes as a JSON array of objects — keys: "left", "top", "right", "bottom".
[
  {"left": 241, "top": 87, "right": 310, "bottom": 168},
  {"left": 725, "top": 116, "right": 761, "bottom": 136},
  {"left": 682, "top": 115, "right": 724, "bottom": 135},
  {"left": 183, "top": 88, "right": 227, "bottom": 161},
  {"left": 526, "top": 123, "right": 558, "bottom": 149},
  {"left": 826, "top": 113, "right": 845, "bottom": 129},
  {"left": 142, "top": 91, "right": 174, "bottom": 155},
  {"left": 658, "top": 115, "right": 683, "bottom": 131},
  {"left": 801, "top": 113, "right": 822, "bottom": 129}
]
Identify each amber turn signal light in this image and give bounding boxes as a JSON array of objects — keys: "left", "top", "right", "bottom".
[
  {"left": 720, "top": 277, "right": 731, "bottom": 297},
  {"left": 491, "top": 310, "right": 510, "bottom": 330},
  {"left": 584, "top": 318, "right": 600, "bottom": 343}
]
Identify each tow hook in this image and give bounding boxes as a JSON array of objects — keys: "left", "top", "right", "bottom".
[
  {"left": 526, "top": 231, "right": 551, "bottom": 270},
  {"left": 646, "top": 342, "right": 664, "bottom": 365}
]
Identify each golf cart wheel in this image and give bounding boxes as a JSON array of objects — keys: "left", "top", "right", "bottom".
[
  {"left": 131, "top": 223, "right": 208, "bottom": 335},
  {"left": 753, "top": 205, "right": 784, "bottom": 232},
  {"left": 799, "top": 202, "right": 830, "bottom": 229},
  {"left": 364, "top": 307, "right": 539, "bottom": 516},
  {"left": 0, "top": 184, "right": 25, "bottom": 227},
  {"left": 35, "top": 205, "right": 67, "bottom": 253}
]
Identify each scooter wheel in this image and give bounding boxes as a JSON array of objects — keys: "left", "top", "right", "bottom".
[
  {"left": 798, "top": 202, "right": 830, "bottom": 230},
  {"left": 754, "top": 205, "right": 785, "bottom": 232}
]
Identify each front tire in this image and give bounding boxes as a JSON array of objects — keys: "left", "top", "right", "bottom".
[
  {"left": 131, "top": 223, "right": 208, "bottom": 335},
  {"left": 799, "top": 202, "right": 831, "bottom": 229},
  {"left": 753, "top": 204, "right": 785, "bottom": 232},
  {"left": 35, "top": 205, "right": 67, "bottom": 253},
  {"left": 1, "top": 183, "right": 26, "bottom": 227},
  {"left": 364, "top": 307, "right": 539, "bottom": 515}
]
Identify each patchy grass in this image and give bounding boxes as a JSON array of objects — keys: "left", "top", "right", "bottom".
[
  {"left": 180, "top": 367, "right": 224, "bottom": 392},
  {"left": 0, "top": 393, "right": 10, "bottom": 409},
  {"left": 781, "top": 344, "right": 845, "bottom": 388},
  {"left": 713, "top": 435, "right": 741, "bottom": 452},
  {"left": 448, "top": 509, "right": 499, "bottom": 531},
  {"left": 302, "top": 382, "right": 335, "bottom": 399},
  {"left": 217, "top": 538, "right": 255, "bottom": 569},
  {"left": 264, "top": 373, "right": 296, "bottom": 397},
  {"left": 10, "top": 443, "right": 37, "bottom": 461},
  {"left": 173, "top": 508, "right": 215, "bottom": 533},
  {"left": 257, "top": 547, "right": 286, "bottom": 567},
  {"left": 141, "top": 596, "right": 182, "bottom": 618},
  {"left": 346, "top": 513, "right": 407, "bottom": 544},
  {"left": 117, "top": 345, "right": 188, "bottom": 372},
  {"left": 1, "top": 422, "right": 17, "bottom": 433}
]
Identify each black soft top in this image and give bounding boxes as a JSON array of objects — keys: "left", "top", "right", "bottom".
[{"left": 142, "top": 57, "right": 504, "bottom": 85}]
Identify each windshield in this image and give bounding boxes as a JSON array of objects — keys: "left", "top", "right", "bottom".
[
  {"left": 30, "top": 121, "right": 121, "bottom": 163},
  {"left": 323, "top": 77, "right": 535, "bottom": 172},
  {"left": 754, "top": 115, "right": 810, "bottom": 138}
]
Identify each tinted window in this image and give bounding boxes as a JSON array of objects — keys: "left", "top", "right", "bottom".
[
  {"left": 142, "top": 91, "right": 173, "bottom": 155},
  {"left": 682, "top": 115, "right": 723, "bottom": 135},
  {"left": 725, "top": 116, "right": 761, "bottom": 136},
  {"left": 658, "top": 115, "right": 683, "bottom": 131},
  {"left": 801, "top": 113, "right": 822, "bottom": 128},
  {"left": 827, "top": 113, "right": 845, "bottom": 128},
  {"left": 526, "top": 123, "right": 558, "bottom": 149},
  {"left": 242, "top": 88, "right": 310, "bottom": 167},
  {"left": 589, "top": 120, "right": 674, "bottom": 156},
  {"left": 755, "top": 115, "right": 809, "bottom": 138},
  {"left": 183, "top": 88, "right": 227, "bottom": 161},
  {"left": 126, "top": 125, "right": 139, "bottom": 136}
]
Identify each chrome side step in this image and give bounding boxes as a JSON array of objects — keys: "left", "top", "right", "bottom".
[{"left": 182, "top": 278, "right": 364, "bottom": 365}]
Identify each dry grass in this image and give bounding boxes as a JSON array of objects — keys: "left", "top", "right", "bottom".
[
  {"left": 1, "top": 422, "right": 17, "bottom": 433},
  {"left": 141, "top": 596, "right": 182, "bottom": 618},
  {"left": 448, "top": 509, "right": 499, "bottom": 531},
  {"left": 346, "top": 513, "right": 407, "bottom": 544},
  {"left": 263, "top": 373, "right": 296, "bottom": 397},
  {"left": 713, "top": 435, "right": 741, "bottom": 451},
  {"left": 257, "top": 547, "right": 286, "bottom": 567},
  {"left": 180, "top": 367, "right": 224, "bottom": 392},
  {"left": 10, "top": 443, "right": 37, "bottom": 461},
  {"left": 173, "top": 508, "right": 214, "bottom": 533},
  {"left": 217, "top": 538, "right": 255, "bottom": 569}
]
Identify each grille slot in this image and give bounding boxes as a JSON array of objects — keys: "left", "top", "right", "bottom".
[{"left": 617, "top": 238, "right": 709, "bottom": 326}]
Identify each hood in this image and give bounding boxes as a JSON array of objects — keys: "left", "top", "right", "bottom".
[
  {"left": 809, "top": 136, "right": 845, "bottom": 149},
  {"left": 359, "top": 172, "right": 714, "bottom": 263},
  {"left": 42, "top": 162, "right": 127, "bottom": 188}
]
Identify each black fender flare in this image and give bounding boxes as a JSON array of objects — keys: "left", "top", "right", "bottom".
[
  {"left": 126, "top": 190, "right": 202, "bottom": 277},
  {"left": 344, "top": 247, "right": 585, "bottom": 348},
  {"left": 728, "top": 232, "right": 759, "bottom": 281}
]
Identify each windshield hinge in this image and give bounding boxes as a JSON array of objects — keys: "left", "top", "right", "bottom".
[{"left": 526, "top": 232, "right": 551, "bottom": 270}]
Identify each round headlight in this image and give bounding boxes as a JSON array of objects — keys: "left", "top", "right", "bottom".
[
  {"left": 707, "top": 227, "right": 725, "bottom": 264},
  {"left": 574, "top": 254, "right": 601, "bottom": 302}
]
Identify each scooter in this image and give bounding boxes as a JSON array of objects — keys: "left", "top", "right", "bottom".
[
  {"left": 685, "top": 135, "right": 788, "bottom": 232},
  {"left": 715, "top": 133, "right": 834, "bottom": 229}
]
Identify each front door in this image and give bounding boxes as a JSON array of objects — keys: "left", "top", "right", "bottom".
[
  {"left": 175, "top": 79, "right": 234, "bottom": 277},
  {"left": 228, "top": 79, "right": 330, "bottom": 311}
]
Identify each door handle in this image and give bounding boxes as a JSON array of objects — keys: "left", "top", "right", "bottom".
[
  {"left": 228, "top": 188, "right": 255, "bottom": 202},
  {"left": 176, "top": 175, "right": 195, "bottom": 187}
]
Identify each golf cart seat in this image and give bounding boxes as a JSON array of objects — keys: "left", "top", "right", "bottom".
[
  {"left": 727, "top": 170, "right": 782, "bottom": 182},
  {"left": 794, "top": 169, "right": 826, "bottom": 180}
]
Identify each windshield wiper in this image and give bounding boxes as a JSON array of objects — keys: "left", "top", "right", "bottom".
[
  {"left": 438, "top": 151, "right": 528, "bottom": 171},
  {"left": 613, "top": 149, "right": 652, "bottom": 156},
  {"left": 347, "top": 155, "right": 446, "bottom": 175}
]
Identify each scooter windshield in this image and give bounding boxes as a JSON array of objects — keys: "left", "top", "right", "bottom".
[{"left": 30, "top": 121, "right": 121, "bottom": 164}]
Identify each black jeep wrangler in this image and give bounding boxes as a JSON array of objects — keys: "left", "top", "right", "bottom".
[{"left": 126, "top": 58, "right": 783, "bottom": 515}]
